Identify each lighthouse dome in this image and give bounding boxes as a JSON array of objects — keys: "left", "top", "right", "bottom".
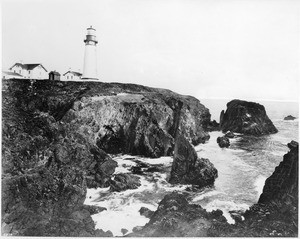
[{"left": 87, "top": 26, "right": 96, "bottom": 36}]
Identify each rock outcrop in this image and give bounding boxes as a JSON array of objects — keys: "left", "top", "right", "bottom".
[
  {"left": 129, "top": 159, "right": 164, "bottom": 175},
  {"left": 224, "top": 131, "right": 236, "bottom": 138},
  {"left": 284, "top": 115, "right": 297, "bottom": 120},
  {"left": 169, "top": 135, "right": 218, "bottom": 186},
  {"left": 217, "top": 136, "right": 230, "bottom": 148},
  {"left": 258, "top": 140, "right": 298, "bottom": 204},
  {"left": 139, "top": 207, "right": 154, "bottom": 219},
  {"left": 110, "top": 173, "right": 141, "bottom": 192},
  {"left": 206, "top": 120, "right": 220, "bottom": 131},
  {"left": 128, "top": 192, "right": 227, "bottom": 237},
  {"left": 220, "top": 99, "right": 278, "bottom": 136}
]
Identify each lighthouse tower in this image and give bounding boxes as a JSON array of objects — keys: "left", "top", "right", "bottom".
[{"left": 82, "top": 26, "right": 98, "bottom": 80}]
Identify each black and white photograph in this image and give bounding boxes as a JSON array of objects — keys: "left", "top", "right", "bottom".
[{"left": 2, "top": 0, "right": 299, "bottom": 237}]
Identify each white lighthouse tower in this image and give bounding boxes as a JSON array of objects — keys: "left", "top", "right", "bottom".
[{"left": 82, "top": 26, "right": 98, "bottom": 80}]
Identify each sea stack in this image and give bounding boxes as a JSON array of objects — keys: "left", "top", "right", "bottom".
[
  {"left": 220, "top": 99, "right": 278, "bottom": 136},
  {"left": 82, "top": 26, "right": 98, "bottom": 80}
]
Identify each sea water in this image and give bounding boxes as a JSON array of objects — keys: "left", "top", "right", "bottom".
[{"left": 84, "top": 99, "right": 299, "bottom": 236}]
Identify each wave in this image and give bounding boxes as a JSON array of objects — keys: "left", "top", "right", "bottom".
[{"left": 192, "top": 190, "right": 224, "bottom": 202}]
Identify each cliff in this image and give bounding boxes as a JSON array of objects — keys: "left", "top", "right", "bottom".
[
  {"left": 2, "top": 79, "right": 211, "bottom": 236},
  {"left": 220, "top": 99, "right": 278, "bottom": 136},
  {"left": 258, "top": 140, "right": 298, "bottom": 204}
]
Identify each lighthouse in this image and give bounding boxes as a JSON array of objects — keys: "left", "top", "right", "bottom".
[{"left": 82, "top": 26, "right": 98, "bottom": 80}]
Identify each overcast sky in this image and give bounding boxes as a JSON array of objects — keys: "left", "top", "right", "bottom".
[{"left": 2, "top": 0, "right": 299, "bottom": 102}]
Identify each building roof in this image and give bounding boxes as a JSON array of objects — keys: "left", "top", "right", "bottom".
[
  {"left": 63, "top": 71, "right": 82, "bottom": 76},
  {"left": 49, "top": 71, "right": 61, "bottom": 76},
  {"left": 9, "top": 63, "right": 48, "bottom": 72},
  {"left": 2, "top": 71, "right": 24, "bottom": 77}
]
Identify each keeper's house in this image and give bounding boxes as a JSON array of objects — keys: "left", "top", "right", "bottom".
[
  {"left": 9, "top": 63, "right": 48, "bottom": 79},
  {"left": 63, "top": 70, "right": 82, "bottom": 81}
]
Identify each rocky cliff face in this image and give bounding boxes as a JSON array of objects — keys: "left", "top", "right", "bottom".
[
  {"left": 2, "top": 81, "right": 115, "bottom": 236},
  {"left": 2, "top": 79, "right": 211, "bottom": 236},
  {"left": 220, "top": 99, "right": 278, "bottom": 136},
  {"left": 65, "top": 87, "right": 210, "bottom": 158},
  {"left": 169, "top": 135, "right": 218, "bottom": 186},
  {"left": 6, "top": 79, "right": 210, "bottom": 158},
  {"left": 258, "top": 140, "right": 298, "bottom": 204}
]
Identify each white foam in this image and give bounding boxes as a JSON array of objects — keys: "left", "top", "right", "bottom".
[
  {"left": 92, "top": 201, "right": 156, "bottom": 236},
  {"left": 254, "top": 175, "right": 267, "bottom": 199},
  {"left": 112, "top": 155, "right": 137, "bottom": 174},
  {"left": 137, "top": 156, "right": 173, "bottom": 165},
  {"left": 192, "top": 190, "right": 223, "bottom": 202},
  {"left": 203, "top": 200, "right": 249, "bottom": 224}
]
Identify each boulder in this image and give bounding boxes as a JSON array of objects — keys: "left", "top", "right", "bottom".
[
  {"left": 284, "top": 115, "right": 296, "bottom": 120},
  {"left": 130, "top": 159, "right": 164, "bottom": 175},
  {"left": 206, "top": 120, "right": 220, "bottom": 131},
  {"left": 225, "top": 131, "right": 236, "bottom": 138},
  {"left": 89, "top": 146, "right": 118, "bottom": 188},
  {"left": 82, "top": 205, "right": 107, "bottom": 215},
  {"left": 110, "top": 173, "right": 141, "bottom": 192},
  {"left": 220, "top": 99, "right": 278, "bottom": 136},
  {"left": 139, "top": 207, "right": 154, "bottom": 218},
  {"left": 217, "top": 136, "right": 230, "bottom": 148},
  {"left": 169, "top": 135, "right": 218, "bottom": 187},
  {"left": 121, "top": 228, "right": 128, "bottom": 235}
]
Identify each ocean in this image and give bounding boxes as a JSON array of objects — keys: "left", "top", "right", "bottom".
[{"left": 84, "top": 99, "right": 299, "bottom": 236}]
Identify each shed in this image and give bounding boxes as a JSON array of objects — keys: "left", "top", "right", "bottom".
[{"left": 49, "top": 71, "right": 61, "bottom": 81}]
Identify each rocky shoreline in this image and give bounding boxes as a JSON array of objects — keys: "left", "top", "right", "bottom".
[{"left": 2, "top": 79, "right": 298, "bottom": 237}]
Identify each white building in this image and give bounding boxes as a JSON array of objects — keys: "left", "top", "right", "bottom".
[
  {"left": 9, "top": 63, "right": 48, "bottom": 79},
  {"left": 2, "top": 71, "right": 24, "bottom": 79},
  {"left": 63, "top": 71, "right": 82, "bottom": 81}
]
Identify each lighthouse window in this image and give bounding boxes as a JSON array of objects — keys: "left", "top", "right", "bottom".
[{"left": 71, "top": 76, "right": 73, "bottom": 79}]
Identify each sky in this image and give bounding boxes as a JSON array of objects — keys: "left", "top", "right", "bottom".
[{"left": 2, "top": 0, "right": 299, "bottom": 102}]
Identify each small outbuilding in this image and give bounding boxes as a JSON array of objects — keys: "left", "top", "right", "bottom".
[{"left": 49, "top": 71, "right": 61, "bottom": 81}]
